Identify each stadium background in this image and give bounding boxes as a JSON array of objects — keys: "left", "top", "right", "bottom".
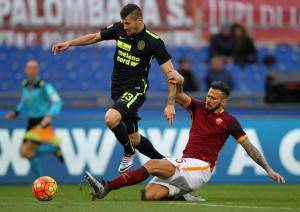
[{"left": 0, "top": 0, "right": 300, "bottom": 185}]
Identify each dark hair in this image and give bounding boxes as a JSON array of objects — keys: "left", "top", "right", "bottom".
[
  {"left": 120, "top": 4, "right": 143, "bottom": 20},
  {"left": 231, "top": 22, "right": 247, "bottom": 38},
  {"left": 178, "top": 58, "right": 190, "bottom": 65},
  {"left": 210, "top": 81, "right": 230, "bottom": 97}
]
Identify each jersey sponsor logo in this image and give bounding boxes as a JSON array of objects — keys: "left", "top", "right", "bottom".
[
  {"left": 137, "top": 40, "right": 145, "bottom": 50},
  {"left": 117, "top": 56, "right": 139, "bottom": 66},
  {"left": 119, "top": 36, "right": 126, "bottom": 40},
  {"left": 117, "top": 50, "right": 141, "bottom": 67},
  {"left": 117, "top": 40, "right": 131, "bottom": 51}
]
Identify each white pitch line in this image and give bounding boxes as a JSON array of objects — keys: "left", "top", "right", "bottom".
[{"left": 159, "top": 202, "right": 298, "bottom": 211}]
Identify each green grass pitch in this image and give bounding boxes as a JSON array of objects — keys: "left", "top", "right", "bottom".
[{"left": 0, "top": 184, "right": 299, "bottom": 212}]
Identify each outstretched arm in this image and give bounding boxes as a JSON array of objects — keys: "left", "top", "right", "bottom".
[
  {"left": 6, "top": 89, "right": 26, "bottom": 120},
  {"left": 52, "top": 32, "right": 101, "bottom": 54},
  {"left": 167, "top": 70, "right": 192, "bottom": 108},
  {"left": 160, "top": 60, "right": 177, "bottom": 126},
  {"left": 240, "top": 139, "right": 285, "bottom": 184}
]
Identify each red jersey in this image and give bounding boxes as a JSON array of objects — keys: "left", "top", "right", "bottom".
[{"left": 182, "top": 98, "right": 248, "bottom": 167}]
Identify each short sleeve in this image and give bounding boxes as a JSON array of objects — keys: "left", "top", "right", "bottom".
[
  {"left": 44, "top": 83, "right": 62, "bottom": 116},
  {"left": 45, "top": 84, "right": 61, "bottom": 102},
  {"left": 100, "top": 22, "right": 121, "bottom": 40},
  {"left": 152, "top": 39, "right": 171, "bottom": 65},
  {"left": 16, "top": 88, "right": 26, "bottom": 113},
  {"left": 229, "top": 116, "right": 248, "bottom": 143}
]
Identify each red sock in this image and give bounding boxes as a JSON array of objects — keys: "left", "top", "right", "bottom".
[{"left": 108, "top": 166, "right": 149, "bottom": 190}]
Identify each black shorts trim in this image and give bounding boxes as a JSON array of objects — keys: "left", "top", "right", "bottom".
[{"left": 26, "top": 117, "right": 44, "bottom": 131}]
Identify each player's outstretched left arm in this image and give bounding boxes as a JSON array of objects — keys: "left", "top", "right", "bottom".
[
  {"left": 160, "top": 60, "right": 177, "bottom": 126},
  {"left": 52, "top": 32, "right": 102, "bottom": 54},
  {"left": 240, "top": 139, "right": 285, "bottom": 184}
]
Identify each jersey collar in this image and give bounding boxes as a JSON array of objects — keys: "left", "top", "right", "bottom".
[
  {"left": 204, "top": 108, "right": 225, "bottom": 115},
  {"left": 217, "top": 109, "right": 224, "bottom": 114}
]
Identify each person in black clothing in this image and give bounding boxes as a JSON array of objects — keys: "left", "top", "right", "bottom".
[
  {"left": 207, "top": 23, "right": 235, "bottom": 63},
  {"left": 206, "top": 55, "right": 235, "bottom": 91},
  {"left": 52, "top": 4, "right": 177, "bottom": 173},
  {"left": 178, "top": 58, "right": 199, "bottom": 92},
  {"left": 231, "top": 23, "right": 257, "bottom": 66}
]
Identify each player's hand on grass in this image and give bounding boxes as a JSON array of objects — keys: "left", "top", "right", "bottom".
[
  {"left": 5, "top": 111, "right": 16, "bottom": 120},
  {"left": 164, "top": 104, "right": 175, "bottom": 126},
  {"left": 52, "top": 42, "right": 70, "bottom": 54},
  {"left": 267, "top": 169, "right": 285, "bottom": 184}
]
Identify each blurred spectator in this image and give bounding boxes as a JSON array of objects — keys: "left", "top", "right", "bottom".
[
  {"left": 263, "top": 55, "right": 276, "bottom": 70},
  {"left": 231, "top": 23, "right": 257, "bottom": 66},
  {"left": 208, "top": 23, "right": 235, "bottom": 63},
  {"left": 206, "top": 55, "right": 235, "bottom": 90},
  {"left": 178, "top": 58, "right": 199, "bottom": 92},
  {"left": 264, "top": 54, "right": 277, "bottom": 102}
]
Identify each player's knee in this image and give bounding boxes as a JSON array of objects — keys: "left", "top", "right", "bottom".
[
  {"left": 105, "top": 111, "right": 120, "bottom": 128},
  {"left": 143, "top": 190, "right": 161, "bottom": 201},
  {"left": 20, "top": 149, "right": 27, "bottom": 158},
  {"left": 104, "top": 113, "right": 114, "bottom": 127},
  {"left": 144, "top": 159, "right": 160, "bottom": 173},
  {"left": 20, "top": 144, "right": 35, "bottom": 159}
]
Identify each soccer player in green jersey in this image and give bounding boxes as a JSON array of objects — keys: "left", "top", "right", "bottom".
[{"left": 53, "top": 4, "right": 178, "bottom": 173}]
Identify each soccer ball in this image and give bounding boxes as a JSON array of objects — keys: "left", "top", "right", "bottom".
[{"left": 32, "top": 176, "right": 58, "bottom": 201}]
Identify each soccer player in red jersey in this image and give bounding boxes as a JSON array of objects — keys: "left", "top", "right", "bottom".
[{"left": 85, "top": 73, "right": 285, "bottom": 201}]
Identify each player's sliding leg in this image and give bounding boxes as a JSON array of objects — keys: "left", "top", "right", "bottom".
[
  {"left": 119, "top": 120, "right": 201, "bottom": 201},
  {"left": 126, "top": 128, "right": 202, "bottom": 202},
  {"left": 85, "top": 159, "right": 175, "bottom": 200},
  {"left": 85, "top": 172, "right": 109, "bottom": 200},
  {"left": 141, "top": 183, "right": 169, "bottom": 200},
  {"left": 85, "top": 166, "right": 150, "bottom": 200},
  {"left": 85, "top": 165, "right": 149, "bottom": 200},
  {"left": 142, "top": 178, "right": 202, "bottom": 201}
]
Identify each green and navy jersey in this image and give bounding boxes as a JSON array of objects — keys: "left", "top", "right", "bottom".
[
  {"left": 100, "top": 22, "right": 171, "bottom": 100},
  {"left": 16, "top": 79, "right": 62, "bottom": 118}
]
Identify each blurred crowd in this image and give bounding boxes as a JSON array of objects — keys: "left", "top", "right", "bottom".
[
  {"left": 176, "top": 22, "right": 283, "bottom": 97},
  {"left": 177, "top": 22, "right": 258, "bottom": 92}
]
